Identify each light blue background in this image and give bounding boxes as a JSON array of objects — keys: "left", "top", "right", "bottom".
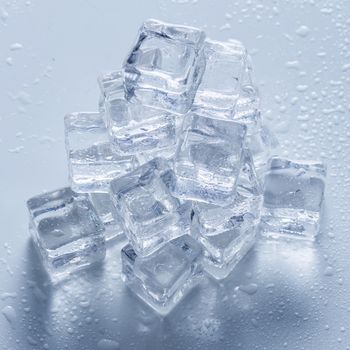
[{"left": 0, "top": 0, "right": 349, "bottom": 349}]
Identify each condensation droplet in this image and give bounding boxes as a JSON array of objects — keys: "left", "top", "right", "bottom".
[
  {"left": 97, "top": 339, "right": 120, "bottom": 350},
  {"left": 9, "top": 43, "right": 23, "bottom": 51},
  {"left": 296, "top": 25, "right": 310, "bottom": 37},
  {"left": 1, "top": 305, "right": 17, "bottom": 328},
  {"left": 239, "top": 283, "right": 258, "bottom": 295}
]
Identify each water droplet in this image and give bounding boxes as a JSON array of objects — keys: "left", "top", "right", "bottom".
[
  {"left": 1, "top": 305, "right": 16, "bottom": 328},
  {"left": 17, "top": 91, "right": 32, "bottom": 105},
  {"left": 296, "top": 25, "right": 310, "bottom": 38},
  {"left": 9, "top": 43, "right": 23, "bottom": 51},
  {"left": 342, "top": 63, "right": 350, "bottom": 72},
  {"left": 219, "top": 23, "right": 231, "bottom": 31},
  {"left": 285, "top": 60, "right": 300, "bottom": 69},
  {"left": 296, "top": 85, "right": 308, "bottom": 92},
  {"left": 324, "top": 266, "right": 334, "bottom": 276},
  {"left": 327, "top": 231, "right": 335, "bottom": 238},
  {"left": 239, "top": 283, "right": 258, "bottom": 295},
  {"left": 8, "top": 146, "right": 24, "bottom": 153},
  {"left": 5, "top": 57, "right": 13, "bottom": 66},
  {"left": 320, "top": 7, "right": 333, "bottom": 14},
  {"left": 97, "top": 339, "right": 120, "bottom": 350},
  {"left": 27, "top": 336, "right": 38, "bottom": 346},
  {"left": 0, "top": 7, "right": 9, "bottom": 22},
  {"left": 0, "top": 292, "right": 17, "bottom": 300}
]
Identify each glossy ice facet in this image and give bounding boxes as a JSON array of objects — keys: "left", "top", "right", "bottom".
[
  {"left": 26, "top": 187, "right": 106, "bottom": 283},
  {"left": 89, "top": 192, "right": 124, "bottom": 243},
  {"left": 194, "top": 39, "right": 247, "bottom": 115},
  {"left": 65, "top": 112, "right": 137, "bottom": 193},
  {"left": 245, "top": 125, "right": 278, "bottom": 180},
  {"left": 97, "top": 70, "right": 125, "bottom": 125},
  {"left": 110, "top": 158, "right": 191, "bottom": 256},
  {"left": 121, "top": 235, "right": 203, "bottom": 315},
  {"left": 230, "top": 78, "right": 278, "bottom": 180},
  {"left": 192, "top": 150, "right": 262, "bottom": 279},
  {"left": 260, "top": 157, "right": 326, "bottom": 240},
  {"left": 171, "top": 113, "right": 247, "bottom": 206},
  {"left": 123, "top": 19, "right": 206, "bottom": 114},
  {"left": 232, "top": 61, "right": 260, "bottom": 125},
  {"left": 106, "top": 95, "right": 177, "bottom": 157},
  {"left": 98, "top": 71, "right": 178, "bottom": 159},
  {"left": 193, "top": 196, "right": 261, "bottom": 280}
]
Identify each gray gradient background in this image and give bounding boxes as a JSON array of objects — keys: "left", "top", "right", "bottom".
[{"left": 0, "top": 0, "right": 350, "bottom": 349}]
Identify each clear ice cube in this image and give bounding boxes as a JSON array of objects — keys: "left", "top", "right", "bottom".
[
  {"left": 65, "top": 112, "right": 137, "bottom": 193},
  {"left": 232, "top": 59, "right": 260, "bottom": 125},
  {"left": 171, "top": 113, "right": 247, "bottom": 206},
  {"left": 110, "top": 158, "right": 191, "bottom": 256},
  {"left": 97, "top": 70, "right": 125, "bottom": 125},
  {"left": 123, "top": 19, "right": 206, "bottom": 114},
  {"left": 192, "top": 150, "right": 262, "bottom": 279},
  {"left": 89, "top": 192, "right": 124, "bottom": 243},
  {"left": 245, "top": 124, "right": 278, "bottom": 180},
  {"left": 26, "top": 187, "right": 106, "bottom": 283},
  {"left": 121, "top": 235, "right": 203, "bottom": 315},
  {"left": 260, "top": 157, "right": 326, "bottom": 240},
  {"left": 230, "top": 77, "right": 278, "bottom": 180},
  {"left": 107, "top": 96, "right": 177, "bottom": 157},
  {"left": 194, "top": 39, "right": 248, "bottom": 115},
  {"left": 98, "top": 71, "right": 178, "bottom": 159}
]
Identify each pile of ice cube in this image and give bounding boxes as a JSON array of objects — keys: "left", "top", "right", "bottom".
[{"left": 26, "top": 19, "right": 327, "bottom": 315}]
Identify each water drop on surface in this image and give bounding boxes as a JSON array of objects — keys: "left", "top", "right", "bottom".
[
  {"left": 5, "top": 57, "right": 13, "bottom": 66},
  {"left": 296, "top": 25, "right": 310, "bottom": 37},
  {"left": 285, "top": 60, "right": 300, "bottom": 69},
  {"left": 0, "top": 292, "right": 17, "bottom": 300},
  {"left": 296, "top": 85, "right": 308, "bottom": 92},
  {"left": 324, "top": 266, "right": 334, "bottom": 276},
  {"left": 0, "top": 7, "right": 8, "bottom": 21},
  {"left": 27, "top": 336, "right": 38, "bottom": 346},
  {"left": 97, "top": 339, "right": 120, "bottom": 350},
  {"left": 1, "top": 305, "right": 16, "bottom": 328},
  {"left": 239, "top": 283, "right": 258, "bottom": 295},
  {"left": 9, "top": 43, "right": 23, "bottom": 51}
]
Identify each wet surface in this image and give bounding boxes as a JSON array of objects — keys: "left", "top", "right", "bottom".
[{"left": 0, "top": 0, "right": 350, "bottom": 349}]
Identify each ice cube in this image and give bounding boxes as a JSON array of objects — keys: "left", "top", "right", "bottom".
[
  {"left": 232, "top": 59, "right": 260, "bottom": 125},
  {"left": 97, "top": 70, "right": 125, "bottom": 125},
  {"left": 192, "top": 150, "right": 262, "bottom": 279},
  {"left": 121, "top": 235, "right": 203, "bottom": 315},
  {"left": 97, "top": 71, "right": 178, "bottom": 159},
  {"left": 123, "top": 19, "right": 206, "bottom": 114},
  {"left": 230, "top": 77, "right": 278, "bottom": 180},
  {"left": 65, "top": 112, "right": 137, "bottom": 193},
  {"left": 194, "top": 39, "right": 248, "bottom": 116},
  {"left": 171, "top": 113, "right": 247, "bottom": 206},
  {"left": 98, "top": 70, "right": 124, "bottom": 100},
  {"left": 260, "top": 157, "right": 326, "bottom": 240},
  {"left": 245, "top": 125, "right": 278, "bottom": 180},
  {"left": 26, "top": 187, "right": 106, "bottom": 283},
  {"left": 106, "top": 94, "right": 177, "bottom": 158},
  {"left": 110, "top": 158, "right": 191, "bottom": 256},
  {"left": 89, "top": 192, "right": 124, "bottom": 243}
]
